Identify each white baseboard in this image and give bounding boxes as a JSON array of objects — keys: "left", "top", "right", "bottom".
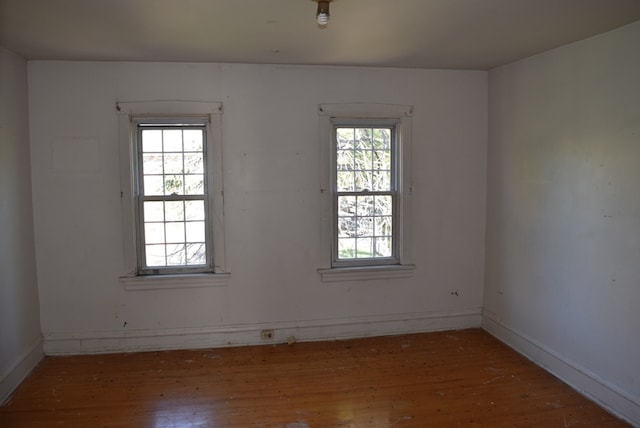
[
  {"left": 0, "top": 337, "right": 44, "bottom": 405},
  {"left": 43, "top": 309, "right": 481, "bottom": 355},
  {"left": 482, "top": 311, "right": 640, "bottom": 427}
]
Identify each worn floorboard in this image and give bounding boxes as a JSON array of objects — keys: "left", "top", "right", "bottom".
[{"left": 0, "top": 329, "right": 628, "bottom": 427}]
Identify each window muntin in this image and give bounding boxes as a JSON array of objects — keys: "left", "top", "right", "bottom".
[
  {"left": 332, "top": 121, "right": 399, "bottom": 267},
  {"left": 134, "top": 120, "right": 213, "bottom": 275}
]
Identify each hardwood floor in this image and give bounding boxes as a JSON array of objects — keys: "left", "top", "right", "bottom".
[{"left": 0, "top": 329, "right": 628, "bottom": 427}]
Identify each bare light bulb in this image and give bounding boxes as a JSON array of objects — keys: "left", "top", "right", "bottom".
[
  {"left": 317, "top": 12, "right": 329, "bottom": 26},
  {"left": 316, "top": 1, "right": 330, "bottom": 26}
]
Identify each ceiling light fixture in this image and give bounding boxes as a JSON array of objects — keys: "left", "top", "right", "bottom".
[{"left": 315, "top": 0, "right": 331, "bottom": 26}]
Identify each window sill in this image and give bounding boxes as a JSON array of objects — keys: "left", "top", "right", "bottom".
[
  {"left": 317, "top": 264, "right": 416, "bottom": 283},
  {"left": 119, "top": 273, "right": 230, "bottom": 291}
]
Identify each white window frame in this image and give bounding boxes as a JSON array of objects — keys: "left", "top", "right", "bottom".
[
  {"left": 317, "top": 103, "right": 416, "bottom": 282},
  {"left": 117, "top": 101, "right": 229, "bottom": 290}
]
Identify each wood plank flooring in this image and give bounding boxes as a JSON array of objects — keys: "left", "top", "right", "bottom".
[{"left": 0, "top": 329, "right": 628, "bottom": 427}]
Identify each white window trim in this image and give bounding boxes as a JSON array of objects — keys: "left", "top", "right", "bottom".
[
  {"left": 117, "top": 100, "right": 229, "bottom": 290},
  {"left": 317, "top": 103, "right": 416, "bottom": 282}
]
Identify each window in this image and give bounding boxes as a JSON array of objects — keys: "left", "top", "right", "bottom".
[
  {"left": 117, "top": 101, "right": 228, "bottom": 288},
  {"left": 318, "top": 104, "right": 415, "bottom": 282},
  {"left": 134, "top": 120, "right": 209, "bottom": 274}
]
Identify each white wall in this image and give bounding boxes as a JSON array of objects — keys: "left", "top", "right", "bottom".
[
  {"left": 484, "top": 21, "right": 640, "bottom": 424},
  {"left": 0, "top": 47, "right": 43, "bottom": 404},
  {"left": 27, "top": 62, "right": 487, "bottom": 353}
]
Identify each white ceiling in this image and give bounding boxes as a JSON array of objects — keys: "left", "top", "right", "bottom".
[{"left": 1, "top": 0, "right": 640, "bottom": 70}]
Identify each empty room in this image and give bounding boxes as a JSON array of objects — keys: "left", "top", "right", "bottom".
[{"left": 1, "top": 0, "right": 639, "bottom": 426}]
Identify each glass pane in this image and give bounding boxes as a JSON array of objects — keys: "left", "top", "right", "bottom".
[
  {"left": 186, "top": 221, "right": 205, "bottom": 242},
  {"left": 164, "top": 153, "right": 183, "bottom": 174},
  {"left": 372, "top": 128, "right": 391, "bottom": 149},
  {"left": 375, "top": 216, "right": 393, "bottom": 236},
  {"left": 337, "top": 196, "right": 356, "bottom": 216},
  {"left": 165, "top": 201, "right": 184, "bottom": 221},
  {"left": 372, "top": 171, "right": 391, "bottom": 191},
  {"left": 356, "top": 196, "right": 374, "bottom": 217},
  {"left": 163, "top": 129, "right": 183, "bottom": 152},
  {"left": 336, "top": 128, "right": 355, "bottom": 150},
  {"left": 355, "top": 128, "right": 372, "bottom": 149},
  {"left": 144, "top": 201, "right": 164, "bottom": 222},
  {"left": 375, "top": 195, "right": 393, "bottom": 215},
  {"left": 356, "top": 238, "right": 373, "bottom": 257},
  {"left": 354, "top": 149, "right": 372, "bottom": 172},
  {"left": 166, "top": 244, "right": 186, "bottom": 265},
  {"left": 165, "top": 222, "right": 185, "bottom": 243},
  {"left": 356, "top": 217, "right": 374, "bottom": 237},
  {"left": 164, "top": 175, "right": 184, "bottom": 195},
  {"left": 142, "top": 129, "right": 162, "bottom": 152},
  {"left": 337, "top": 171, "right": 354, "bottom": 192},
  {"left": 374, "top": 237, "right": 393, "bottom": 257},
  {"left": 144, "top": 222, "right": 165, "bottom": 244},
  {"left": 145, "top": 244, "right": 166, "bottom": 266},
  {"left": 338, "top": 238, "right": 356, "bottom": 259},
  {"left": 142, "top": 153, "right": 163, "bottom": 174},
  {"left": 336, "top": 150, "right": 353, "bottom": 171},
  {"left": 337, "top": 216, "right": 355, "bottom": 238},
  {"left": 186, "top": 243, "right": 206, "bottom": 265},
  {"left": 184, "top": 153, "right": 203, "bottom": 174},
  {"left": 354, "top": 170, "right": 374, "bottom": 192},
  {"left": 184, "top": 175, "right": 204, "bottom": 195},
  {"left": 183, "top": 130, "right": 203, "bottom": 151},
  {"left": 373, "top": 149, "right": 391, "bottom": 170},
  {"left": 185, "top": 200, "right": 205, "bottom": 221},
  {"left": 143, "top": 175, "right": 164, "bottom": 196}
]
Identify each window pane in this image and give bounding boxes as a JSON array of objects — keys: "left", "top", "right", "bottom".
[
  {"left": 356, "top": 217, "right": 374, "bottom": 237},
  {"left": 356, "top": 238, "right": 373, "bottom": 257},
  {"left": 338, "top": 216, "right": 355, "bottom": 238},
  {"left": 375, "top": 216, "right": 393, "bottom": 236},
  {"left": 186, "top": 243, "right": 206, "bottom": 265},
  {"left": 338, "top": 196, "right": 356, "bottom": 216},
  {"left": 184, "top": 175, "right": 204, "bottom": 195},
  {"left": 373, "top": 128, "right": 390, "bottom": 149},
  {"left": 163, "top": 129, "right": 183, "bottom": 152},
  {"left": 166, "top": 244, "right": 186, "bottom": 265},
  {"left": 144, "top": 201, "right": 164, "bottom": 222},
  {"left": 184, "top": 153, "right": 203, "bottom": 174},
  {"left": 185, "top": 200, "right": 205, "bottom": 220},
  {"left": 146, "top": 244, "right": 166, "bottom": 266},
  {"left": 165, "top": 222, "right": 185, "bottom": 243},
  {"left": 356, "top": 196, "right": 374, "bottom": 216},
  {"left": 183, "top": 130, "right": 203, "bottom": 151},
  {"left": 336, "top": 128, "right": 355, "bottom": 149},
  {"left": 142, "top": 129, "right": 162, "bottom": 152},
  {"left": 145, "top": 222, "right": 165, "bottom": 244},
  {"left": 374, "top": 237, "right": 393, "bottom": 257},
  {"left": 337, "top": 171, "right": 354, "bottom": 192},
  {"left": 355, "top": 128, "right": 372, "bottom": 149},
  {"left": 354, "top": 170, "right": 374, "bottom": 192},
  {"left": 372, "top": 171, "right": 391, "bottom": 191},
  {"left": 375, "top": 195, "right": 393, "bottom": 215},
  {"left": 165, "top": 201, "right": 184, "bottom": 221},
  {"left": 186, "top": 221, "right": 205, "bottom": 242},
  {"left": 164, "top": 153, "right": 183, "bottom": 174},
  {"left": 373, "top": 149, "right": 390, "bottom": 169},
  {"left": 336, "top": 150, "right": 353, "bottom": 171},
  {"left": 338, "top": 238, "right": 356, "bottom": 259},
  {"left": 142, "top": 153, "right": 163, "bottom": 174},
  {"left": 164, "top": 175, "right": 184, "bottom": 195},
  {"left": 143, "top": 175, "right": 164, "bottom": 196}
]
